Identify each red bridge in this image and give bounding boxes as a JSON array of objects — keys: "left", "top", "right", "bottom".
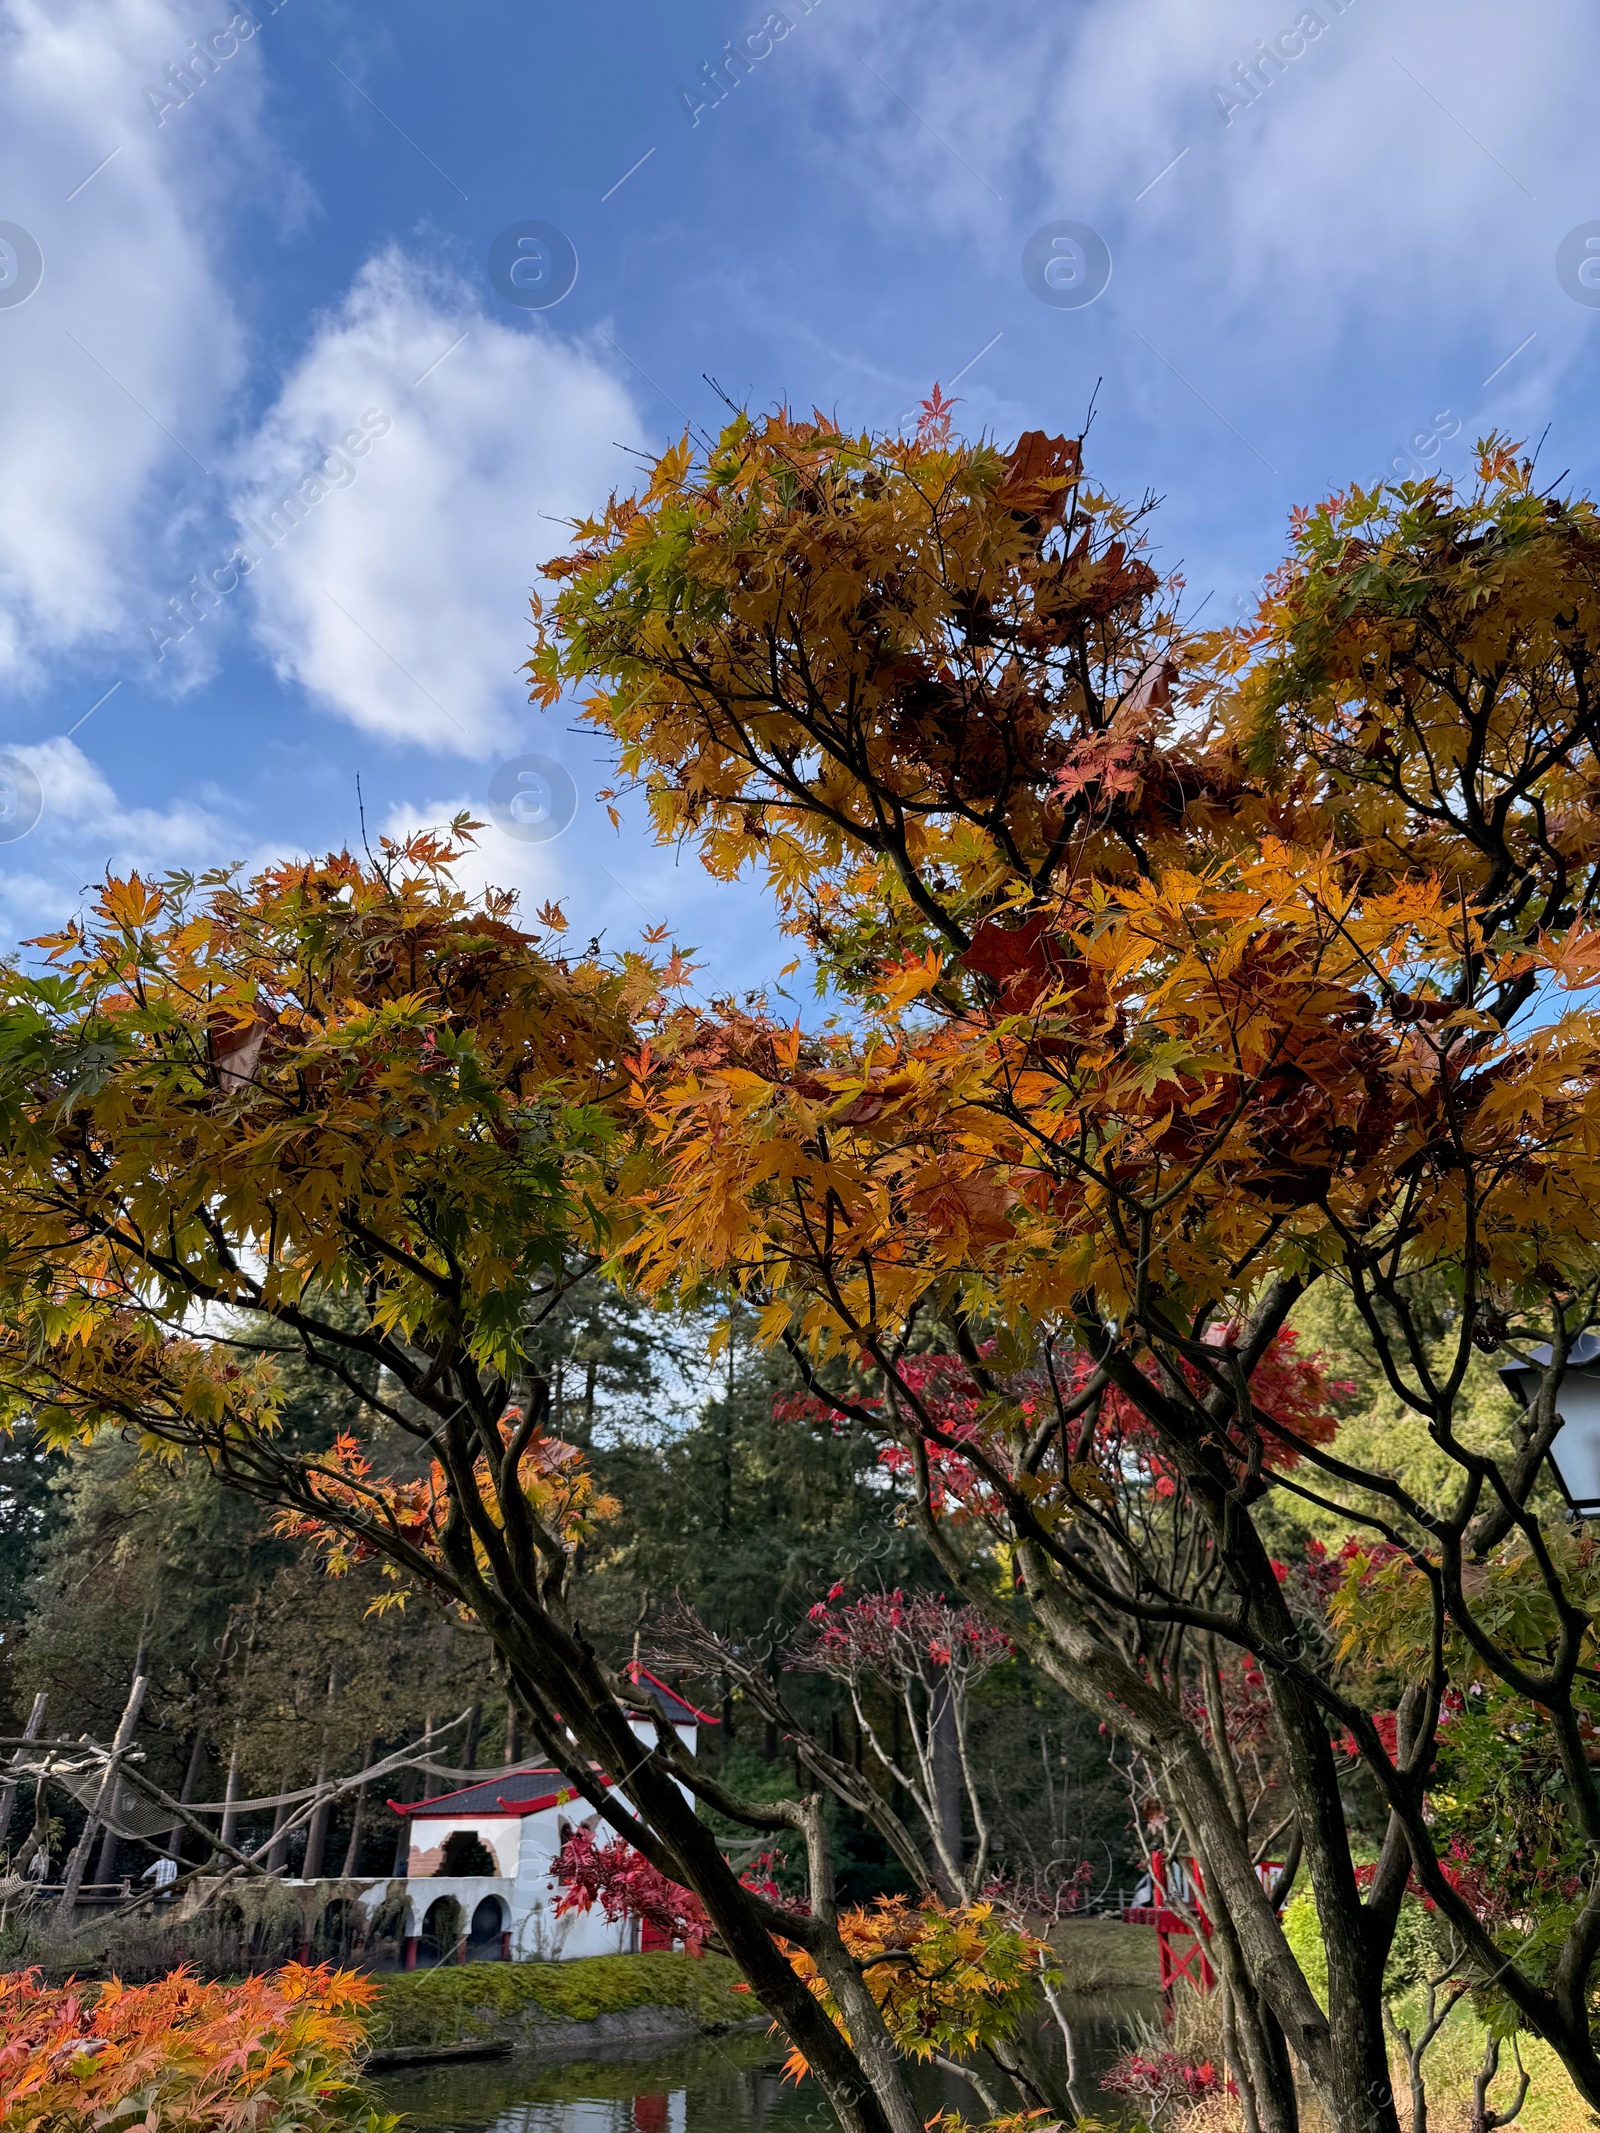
[{"left": 1123, "top": 1849, "right": 1285, "bottom": 1995}]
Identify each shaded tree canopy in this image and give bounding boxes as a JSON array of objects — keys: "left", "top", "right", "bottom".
[{"left": 7, "top": 411, "right": 1600, "bottom": 2133}]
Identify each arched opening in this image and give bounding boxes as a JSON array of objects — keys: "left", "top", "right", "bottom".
[
  {"left": 367, "top": 1895, "right": 410, "bottom": 1972},
  {"left": 419, "top": 1893, "right": 465, "bottom": 1967},
  {"left": 435, "top": 1828, "right": 498, "bottom": 1877},
  {"left": 312, "top": 1896, "right": 360, "bottom": 1963},
  {"left": 209, "top": 1898, "right": 249, "bottom": 1975},
  {"left": 468, "top": 1894, "right": 508, "bottom": 1961}
]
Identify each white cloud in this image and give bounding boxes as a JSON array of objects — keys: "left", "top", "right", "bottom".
[
  {"left": 0, "top": 0, "right": 268, "bottom": 683},
  {"left": 796, "top": 0, "right": 1600, "bottom": 426},
  {"left": 0, "top": 734, "right": 238, "bottom": 937},
  {"left": 229, "top": 248, "right": 647, "bottom": 756},
  {"left": 379, "top": 788, "right": 568, "bottom": 914}
]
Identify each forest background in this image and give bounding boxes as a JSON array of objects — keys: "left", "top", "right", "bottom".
[
  {"left": 0, "top": 1277, "right": 1134, "bottom": 1896},
  {"left": 0, "top": 1259, "right": 1507, "bottom": 1908}
]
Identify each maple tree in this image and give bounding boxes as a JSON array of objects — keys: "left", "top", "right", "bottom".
[
  {"left": 553, "top": 1825, "right": 712, "bottom": 1950},
  {"left": 652, "top": 1578, "right": 1092, "bottom": 2124},
  {"left": 534, "top": 406, "right": 1600, "bottom": 2131},
  {"left": 0, "top": 1959, "right": 387, "bottom": 2132},
  {"left": 0, "top": 838, "right": 942, "bottom": 2133},
  {"left": 796, "top": 1586, "right": 1012, "bottom": 1901}
]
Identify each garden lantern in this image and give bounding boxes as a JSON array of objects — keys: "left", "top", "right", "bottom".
[{"left": 1499, "top": 1331, "right": 1600, "bottom": 1516}]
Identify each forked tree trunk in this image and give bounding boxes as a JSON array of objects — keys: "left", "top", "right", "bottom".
[{"left": 61, "top": 1670, "right": 148, "bottom": 1910}]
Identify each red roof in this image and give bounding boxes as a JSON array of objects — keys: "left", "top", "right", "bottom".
[
  {"left": 392, "top": 1766, "right": 563, "bottom": 1819},
  {"left": 626, "top": 1663, "right": 719, "bottom": 1726},
  {"left": 390, "top": 1672, "right": 712, "bottom": 1821},
  {"left": 393, "top": 1769, "right": 616, "bottom": 1820}
]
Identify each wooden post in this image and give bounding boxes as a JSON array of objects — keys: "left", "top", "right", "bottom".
[
  {"left": 61, "top": 1671, "right": 148, "bottom": 1911},
  {"left": 218, "top": 1742, "right": 242, "bottom": 1855},
  {"left": 341, "top": 1739, "right": 375, "bottom": 1877},
  {"left": 0, "top": 1692, "right": 46, "bottom": 1848}
]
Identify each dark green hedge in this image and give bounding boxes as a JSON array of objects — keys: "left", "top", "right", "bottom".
[{"left": 367, "top": 1952, "right": 752, "bottom": 2050}]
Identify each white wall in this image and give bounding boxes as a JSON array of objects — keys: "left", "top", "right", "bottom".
[{"left": 406, "top": 1814, "right": 521, "bottom": 1878}]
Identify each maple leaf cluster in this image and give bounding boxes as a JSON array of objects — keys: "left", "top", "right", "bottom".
[
  {"left": 0, "top": 1961, "right": 379, "bottom": 2130},
  {"left": 780, "top": 1896, "right": 1052, "bottom": 2079},
  {"left": 797, "top": 1586, "right": 1012, "bottom": 1683},
  {"left": 552, "top": 1828, "right": 790, "bottom": 1954},
  {"left": 552, "top": 1827, "right": 712, "bottom": 1951},
  {"left": 276, "top": 1419, "right": 618, "bottom": 1607}
]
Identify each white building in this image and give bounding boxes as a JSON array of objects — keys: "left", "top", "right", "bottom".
[{"left": 368, "top": 1669, "right": 712, "bottom": 1966}]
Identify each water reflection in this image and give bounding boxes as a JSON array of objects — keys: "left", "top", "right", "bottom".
[
  {"left": 370, "top": 2035, "right": 835, "bottom": 2133},
  {"left": 369, "top": 1994, "right": 1159, "bottom": 2133}
]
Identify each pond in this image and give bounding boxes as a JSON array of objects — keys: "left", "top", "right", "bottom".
[{"left": 368, "top": 1993, "right": 1161, "bottom": 2133}]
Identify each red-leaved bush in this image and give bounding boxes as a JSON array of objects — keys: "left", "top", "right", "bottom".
[
  {"left": 553, "top": 1828, "right": 791, "bottom": 1954},
  {"left": 1102, "top": 2046, "right": 1226, "bottom": 2120},
  {"left": 553, "top": 1827, "right": 710, "bottom": 1951},
  {"left": 0, "top": 1961, "right": 386, "bottom": 2133}
]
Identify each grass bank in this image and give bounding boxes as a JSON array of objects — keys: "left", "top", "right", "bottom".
[
  {"left": 1049, "top": 1917, "right": 1161, "bottom": 1993},
  {"left": 367, "top": 1952, "right": 755, "bottom": 2055}
]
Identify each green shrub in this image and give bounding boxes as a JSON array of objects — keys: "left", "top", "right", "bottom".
[
  {"left": 368, "top": 1952, "right": 750, "bottom": 2050},
  {"left": 1281, "top": 1883, "right": 1450, "bottom": 2014},
  {"left": 1281, "top": 1885, "right": 1327, "bottom": 2010}
]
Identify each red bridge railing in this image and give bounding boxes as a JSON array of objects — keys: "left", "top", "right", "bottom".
[{"left": 1122, "top": 1850, "right": 1285, "bottom": 1996}]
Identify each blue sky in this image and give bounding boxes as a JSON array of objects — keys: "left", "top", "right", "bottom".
[{"left": 0, "top": 0, "right": 1596, "bottom": 991}]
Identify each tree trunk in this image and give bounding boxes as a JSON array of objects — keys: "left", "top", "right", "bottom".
[
  {"left": 929, "top": 1676, "right": 963, "bottom": 1882},
  {"left": 341, "top": 1746, "right": 373, "bottom": 1877},
  {"left": 504, "top": 1695, "right": 522, "bottom": 1766},
  {"left": 164, "top": 1729, "right": 206, "bottom": 1870},
  {"left": 1014, "top": 1556, "right": 1389, "bottom": 2128},
  {"left": 302, "top": 1753, "right": 331, "bottom": 1880},
  {"left": 0, "top": 1692, "right": 46, "bottom": 1847},
  {"left": 61, "top": 1669, "right": 148, "bottom": 1910},
  {"left": 93, "top": 1815, "right": 120, "bottom": 1888}
]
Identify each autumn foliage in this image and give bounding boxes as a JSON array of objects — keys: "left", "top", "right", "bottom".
[
  {"left": 531, "top": 410, "right": 1600, "bottom": 2125},
  {"left": 780, "top": 1897, "right": 1052, "bottom": 2080},
  {"left": 0, "top": 1962, "right": 384, "bottom": 2133},
  {"left": 0, "top": 834, "right": 643, "bottom": 1466},
  {"left": 553, "top": 1826, "right": 791, "bottom": 1949},
  {"left": 553, "top": 1827, "right": 711, "bottom": 1951},
  {"left": 16, "top": 400, "right": 1600, "bottom": 2130}
]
